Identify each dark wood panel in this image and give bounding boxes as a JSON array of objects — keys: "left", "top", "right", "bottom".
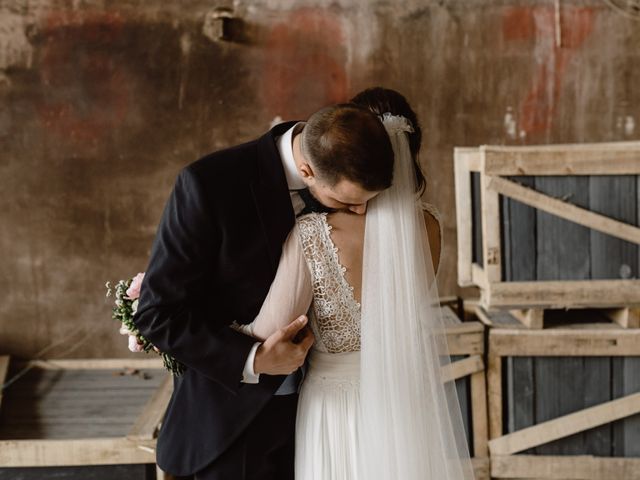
[
  {"left": 501, "top": 176, "right": 536, "bottom": 281},
  {"left": 535, "top": 176, "right": 591, "bottom": 281},
  {"left": 471, "top": 172, "right": 483, "bottom": 266},
  {"left": 452, "top": 355, "right": 473, "bottom": 453},
  {"left": 589, "top": 175, "right": 638, "bottom": 280},
  {"left": 506, "top": 357, "right": 535, "bottom": 454},
  {"left": 589, "top": 175, "right": 640, "bottom": 456}
]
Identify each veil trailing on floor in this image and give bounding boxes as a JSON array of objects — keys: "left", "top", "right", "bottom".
[{"left": 359, "top": 113, "right": 475, "bottom": 479}]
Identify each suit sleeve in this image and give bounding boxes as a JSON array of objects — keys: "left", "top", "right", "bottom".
[{"left": 133, "top": 166, "right": 256, "bottom": 394}]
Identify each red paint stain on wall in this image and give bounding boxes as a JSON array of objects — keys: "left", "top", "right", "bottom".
[
  {"left": 262, "top": 8, "right": 349, "bottom": 120},
  {"left": 503, "top": 8, "right": 535, "bottom": 41},
  {"left": 503, "top": 6, "right": 595, "bottom": 137},
  {"left": 37, "top": 10, "right": 133, "bottom": 144}
]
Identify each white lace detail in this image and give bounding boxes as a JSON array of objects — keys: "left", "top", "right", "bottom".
[{"left": 297, "top": 213, "right": 361, "bottom": 354}]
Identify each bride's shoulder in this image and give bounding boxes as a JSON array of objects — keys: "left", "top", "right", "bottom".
[
  {"left": 420, "top": 201, "right": 442, "bottom": 223},
  {"left": 295, "top": 212, "right": 328, "bottom": 238},
  {"left": 296, "top": 212, "right": 326, "bottom": 226}
]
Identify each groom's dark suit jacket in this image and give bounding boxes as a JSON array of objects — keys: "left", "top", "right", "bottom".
[{"left": 133, "top": 122, "right": 298, "bottom": 476}]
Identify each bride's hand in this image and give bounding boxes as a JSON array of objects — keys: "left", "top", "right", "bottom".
[{"left": 253, "top": 315, "right": 314, "bottom": 376}]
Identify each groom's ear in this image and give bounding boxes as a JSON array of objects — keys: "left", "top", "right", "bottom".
[{"left": 299, "top": 162, "right": 315, "bottom": 183}]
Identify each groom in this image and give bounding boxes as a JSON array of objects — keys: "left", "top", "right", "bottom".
[{"left": 133, "top": 103, "right": 394, "bottom": 479}]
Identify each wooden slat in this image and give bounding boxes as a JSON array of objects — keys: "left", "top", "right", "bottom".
[
  {"left": 5, "top": 388, "right": 162, "bottom": 401},
  {"left": 456, "top": 147, "right": 483, "bottom": 171},
  {"left": 127, "top": 374, "right": 173, "bottom": 440},
  {"left": 24, "top": 358, "right": 165, "bottom": 370},
  {"left": 471, "top": 264, "right": 488, "bottom": 290},
  {"left": 487, "top": 351, "right": 502, "bottom": 440},
  {"left": 444, "top": 332, "right": 484, "bottom": 356},
  {"left": 605, "top": 307, "right": 640, "bottom": 329},
  {"left": 486, "top": 279, "right": 640, "bottom": 309},
  {"left": 488, "top": 176, "right": 640, "bottom": 245},
  {"left": 0, "top": 437, "right": 157, "bottom": 466},
  {"left": 0, "top": 424, "right": 134, "bottom": 440},
  {"left": 480, "top": 172, "right": 502, "bottom": 282},
  {"left": 475, "top": 306, "right": 523, "bottom": 329},
  {"left": 481, "top": 142, "right": 640, "bottom": 176},
  {"left": 8, "top": 370, "right": 165, "bottom": 389},
  {"left": 454, "top": 148, "right": 474, "bottom": 287},
  {"left": 3, "top": 403, "right": 145, "bottom": 419},
  {"left": 509, "top": 308, "right": 544, "bottom": 329},
  {"left": 490, "top": 327, "right": 640, "bottom": 356},
  {"left": 3, "top": 417, "right": 139, "bottom": 426},
  {"left": 441, "top": 355, "right": 484, "bottom": 383},
  {"left": 444, "top": 320, "right": 484, "bottom": 335},
  {"left": 443, "top": 319, "right": 484, "bottom": 356},
  {"left": 471, "top": 369, "right": 489, "bottom": 457},
  {"left": 491, "top": 454, "right": 640, "bottom": 479},
  {"left": 0, "top": 355, "right": 9, "bottom": 412},
  {"left": 471, "top": 456, "right": 490, "bottom": 480},
  {"left": 489, "top": 391, "right": 640, "bottom": 455}
]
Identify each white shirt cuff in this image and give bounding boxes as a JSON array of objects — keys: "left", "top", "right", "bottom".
[{"left": 242, "top": 342, "right": 261, "bottom": 384}]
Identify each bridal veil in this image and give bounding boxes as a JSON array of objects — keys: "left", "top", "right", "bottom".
[{"left": 359, "top": 113, "right": 475, "bottom": 479}]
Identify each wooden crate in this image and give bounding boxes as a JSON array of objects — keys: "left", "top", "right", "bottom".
[
  {"left": 454, "top": 143, "right": 640, "bottom": 325},
  {"left": 485, "top": 321, "right": 640, "bottom": 479},
  {"left": 0, "top": 356, "right": 172, "bottom": 480},
  {"left": 441, "top": 307, "right": 490, "bottom": 480}
]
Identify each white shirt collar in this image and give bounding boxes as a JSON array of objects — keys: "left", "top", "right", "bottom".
[{"left": 276, "top": 122, "right": 306, "bottom": 190}]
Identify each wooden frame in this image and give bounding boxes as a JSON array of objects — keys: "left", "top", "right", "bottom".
[
  {"left": 1, "top": 320, "right": 487, "bottom": 478},
  {"left": 486, "top": 326, "right": 640, "bottom": 479},
  {"left": 454, "top": 143, "right": 640, "bottom": 315},
  {"left": 0, "top": 357, "right": 171, "bottom": 474},
  {"left": 441, "top": 310, "right": 490, "bottom": 480}
]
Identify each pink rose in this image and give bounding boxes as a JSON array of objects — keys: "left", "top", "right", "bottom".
[
  {"left": 126, "top": 272, "right": 145, "bottom": 300},
  {"left": 128, "top": 334, "right": 144, "bottom": 353}
]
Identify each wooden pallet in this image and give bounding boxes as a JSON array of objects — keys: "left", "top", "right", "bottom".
[
  {"left": 454, "top": 142, "right": 640, "bottom": 312},
  {"left": 0, "top": 318, "right": 487, "bottom": 480},
  {"left": 440, "top": 308, "right": 490, "bottom": 480},
  {"left": 475, "top": 304, "right": 640, "bottom": 329},
  {"left": 486, "top": 324, "right": 640, "bottom": 479},
  {"left": 0, "top": 357, "right": 172, "bottom": 479}
]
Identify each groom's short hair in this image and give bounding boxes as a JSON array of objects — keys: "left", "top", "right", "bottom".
[{"left": 302, "top": 104, "right": 394, "bottom": 192}]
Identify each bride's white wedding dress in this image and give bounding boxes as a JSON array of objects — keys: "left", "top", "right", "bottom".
[
  {"left": 243, "top": 114, "right": 474, "bottom": 480},
  {"left": 295, "top": 212, "right": 364, "bottom": 480}
]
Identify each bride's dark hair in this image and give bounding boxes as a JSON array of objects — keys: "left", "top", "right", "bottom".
[{"left": 350, "top": 87, "right": 426, "bottom": 195}]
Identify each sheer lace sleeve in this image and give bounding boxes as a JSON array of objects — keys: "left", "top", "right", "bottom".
[{"left": 243, "top": 224, "right": 313, "bottom": 341}]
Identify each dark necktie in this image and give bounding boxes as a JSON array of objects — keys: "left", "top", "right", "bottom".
[{"left": 296, "top": 188, "right": 336, "bottom": 217}]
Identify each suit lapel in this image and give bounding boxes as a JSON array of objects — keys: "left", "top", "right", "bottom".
[{"left": 250, "top": 122, "right": 297, "bottom": 271}]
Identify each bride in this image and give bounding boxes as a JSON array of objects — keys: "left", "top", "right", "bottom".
[{"left": 240, "top": 87, "right": 475, "bottom": 479}]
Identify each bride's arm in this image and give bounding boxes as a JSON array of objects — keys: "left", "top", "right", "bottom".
[{"left": 240, "top": 224, "right": 313, "bottom": 341}]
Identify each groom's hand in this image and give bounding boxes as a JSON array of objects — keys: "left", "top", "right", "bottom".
[{"left": 253, "top": 315, "right": 314, "bottom": 376}]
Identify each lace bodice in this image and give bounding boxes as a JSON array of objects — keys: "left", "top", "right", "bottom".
[
  {"left": 297, "top": 213, "right": 361, "bottom": 354},
  {"left": 241, "top": 205, "right": 441, "bottom": 353}
]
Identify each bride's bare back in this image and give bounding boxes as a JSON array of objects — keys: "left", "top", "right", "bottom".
[{"left": 327, "top": 207, "right": 442, "bottom": 306}]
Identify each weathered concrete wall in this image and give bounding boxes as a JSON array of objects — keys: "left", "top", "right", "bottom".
[{"left": 1, "top": 0, "right": 639, "bottom": 358}]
